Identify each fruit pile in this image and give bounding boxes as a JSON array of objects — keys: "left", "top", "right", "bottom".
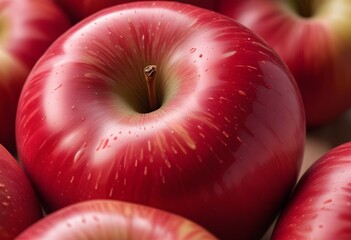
[{"left": 1, "top": 1, "right": 350, "bottom": 239}]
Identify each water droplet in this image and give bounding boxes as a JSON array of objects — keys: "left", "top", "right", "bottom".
[
  {"left": 123, "top": 178, "right": 127, "bottom": 186},
  {"left": 223, "top": 131, "right": 230, "bottom": 138},
  {"left": 189, "top": 48, "right": 196, "bottom": 53},
  {"left": 223, "top": 50, "right": 237, "bottom": 58},
  {"left": 147, "top": 140, "right": 152, "bottom": 152},
  {"left": 87, "top": 172, "right": 92, "bottom": 180},
  {"left": 96, "top": 139, "right": 109, "bottom": 151},
  {"left": 165, "top": 159, "right": 172, "bottom": 168},
  {"left": 74, "top": 148, "right": 84, "bottom": 163},
  {"left": 171, "top": 146, "right": 178, "bottom": 155},
  {"left": 54, "top": 84, "right": 62, "bottom": 90},
  {"left": 238, "top": 90, "right": 247, "bottom": 96},
  {"left": 265, "top": 82, "right": 273, "bottom": 89},
  {"left": 199, "top": 54, "right": 203, "bottom": 58},
  {"left": 109, "top": 188, "right": 114, "bottom": 197}
]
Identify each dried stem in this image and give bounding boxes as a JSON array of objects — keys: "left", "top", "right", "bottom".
[{"left": 144, "top": 65, "right": 158, "bottom": 112}]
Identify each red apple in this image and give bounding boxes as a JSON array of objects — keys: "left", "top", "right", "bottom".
[
  {"left": 218, "top": 0, "right": 351, "bottom": 126},
  {"left": 272, "top": 141, "right": 351, "bottom": 239},
  {"left": 0, "top": 145, "right": 43, "bottom": 240},
  {"left": 16, "top": 199, "right": 217, "bottom": 239},
  {"left": 0, "top": 0, "right": 71, "bottom": 154},
  {"left": 55, "top": 0, "right": 217, "bottom": 22},
  {"left": 16, "top": 2, "right": 305, "bottom": 239}
]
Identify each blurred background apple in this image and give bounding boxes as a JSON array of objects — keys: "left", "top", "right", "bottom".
[
  {"left": 218, "top": 0, "right": 351, "bottom": 126},
  {"left": 261, "top": 109, "right": 351, "bottom": 239},
  {"left": 0, "top": 0, "right": 70, "bottom": 155},
  {"left": 55, "top": 0, "right": 217, "bottom": 22}
]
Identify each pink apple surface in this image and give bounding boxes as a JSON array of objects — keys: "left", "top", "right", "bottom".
[
  {"left": 0, "top": 145, "right": 43, "bottom": 240},
  {"left": 16, "top": 2, "right": 305, "bottom": 239},
  {"left": 55, "top": 0, "right": 217, "bottom": 22},
  {"left": 218, "top": 0, "right": 351, "bottom": 126},
  {"left": 0, "top": 0, "right": 71, "bottom": 154},
  {"left": 272, "top": 142, "right": 351, "bottom": 239},
  {"left": 16, "top": 199, "right": 217, "bottom": 240}
]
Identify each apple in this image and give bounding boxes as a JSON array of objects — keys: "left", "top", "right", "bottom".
[
  {"left": 271, "top": 141, "right": 351, "bottom": 239},
  {"left": 55, "top": 0, "right": 217, "bottom": 22},
  {"left": 217, "top": 0, "right": 351, "bottom": 126},
  {"left": 0, "top": 145, "right": 43, "bottom": 240},
  {"left": 16, "top": 199, "right": 217, "bottom": 239},
  {"left": 16, "top": 2, "right": 306, "bottom": 239},
  {"left": 0, "top": 0, "right": 71, "bottom": 155}
]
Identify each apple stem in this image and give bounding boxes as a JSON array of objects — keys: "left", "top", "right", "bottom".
[
  {"left": 296, "top": 0, "right": 312, "bottom": 17},
  {"left": 144, "top": 65, "right": 158, "bottom": 112}
]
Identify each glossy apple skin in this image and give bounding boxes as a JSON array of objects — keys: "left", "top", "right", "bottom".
[
  {"left": 272, "top": 142, "right": 351, "bottom": 240},
  {"left": 16, "top": 2, "right": 305, "bottom": 239},
  {"left": 0, "top": 0, "right": 71, "bottom": 154},
  {"left": 218, "top": 0, "right": 351, "bottom": 126},
  {"left": 0, "top": 145, "right": 43, "bottom": 240},
  {"left": 55, "top": 0, "right": 217, "bottom": 22},
  {"left": 16, "top": 199, "right": 217, "bottom": 240}
]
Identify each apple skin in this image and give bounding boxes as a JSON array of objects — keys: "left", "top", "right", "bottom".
[
  {"left": 0, "top": 145, "right": 43, "bottom": 240},
  {"left": 272, "top": 142, "right": 351, "bottom": 240},
  {"left": 55, "top": 0, "right": 217, "bottom": 22},
  {"left": 0, "top": 0, "right": 71, "bottom": 155},
  {"left": 217, "top": 0, "right": 351, "bottom": 126},
  {"left": 16, "top": 2, "right": 305, "bottom": 239},
  {"left": 16, "top": 199, "right": 217, "bottom": 240}
]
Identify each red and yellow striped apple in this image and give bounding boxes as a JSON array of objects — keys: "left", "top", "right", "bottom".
[
  {"left": 17, "top": 200, "right": 217, "bottom": 240},
  {"left": 16, "top": 2, "right": 305, "bottom": 239},
  {"left": 272, "top": 142, "right": 351, "bottom": 239}
]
